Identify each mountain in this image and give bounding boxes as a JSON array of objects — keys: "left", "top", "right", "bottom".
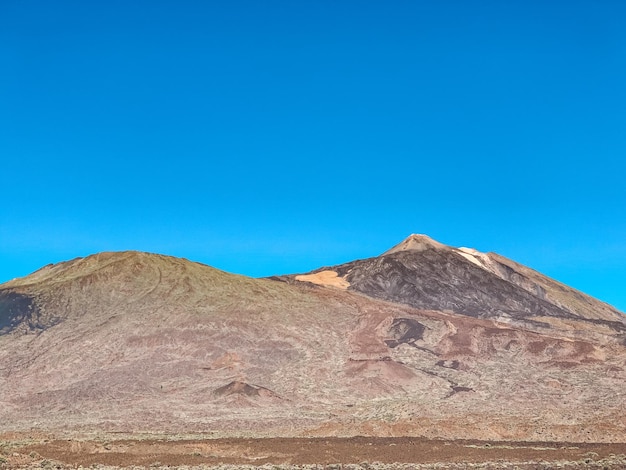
[
  {"left": 1, "top": 239, "right": 625, "bottom": 442},
  {"left": 287, "top": 234, "right": 626, "bottom": 342}
]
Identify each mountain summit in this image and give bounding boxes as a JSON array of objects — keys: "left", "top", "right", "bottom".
[
  {"left": 1, "top": 238, "right": 625, "bottom": 441},
  {"left": 382, "top": 234, "right": 448, "bottom": 254}
]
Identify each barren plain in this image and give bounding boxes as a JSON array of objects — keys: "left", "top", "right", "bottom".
[{"left": 2, "top": 433, "right": 626, "bottom": 469}]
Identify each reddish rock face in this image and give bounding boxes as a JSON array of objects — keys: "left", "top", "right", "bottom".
[{"left": 0, "top": 238, "right": 625, "bottom": 442}]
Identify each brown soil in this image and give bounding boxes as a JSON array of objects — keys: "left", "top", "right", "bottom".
[{"left": 8, "top": 436, "right": 626, "bottom": 468}]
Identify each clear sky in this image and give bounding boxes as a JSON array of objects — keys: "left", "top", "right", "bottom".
[{"left": 1, "top": 1, "right": 625, "bottom": 312}]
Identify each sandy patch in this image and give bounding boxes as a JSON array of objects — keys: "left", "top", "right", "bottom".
[{"left": 295, "top": 270, "right": 350, "bottom": 289}]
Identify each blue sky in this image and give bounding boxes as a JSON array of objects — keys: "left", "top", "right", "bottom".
[{"left": 1, "top": 1, "right": 626, "bottom": 312}]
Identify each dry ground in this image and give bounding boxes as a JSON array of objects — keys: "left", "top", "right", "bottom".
[{"left": 1, "top": 434, "right": 626, "bottom": 469}]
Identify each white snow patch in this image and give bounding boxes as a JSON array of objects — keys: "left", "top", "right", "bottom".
[{"left": 456, "top": 247, "right": 487, "bottom": 268}]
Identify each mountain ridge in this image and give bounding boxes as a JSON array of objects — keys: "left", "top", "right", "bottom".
[{"left": 1, "top": 236, "right": 625, "bottom": 441}]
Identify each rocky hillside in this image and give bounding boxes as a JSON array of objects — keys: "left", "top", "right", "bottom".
[
  {"left": 288, "top": 234, "right": 626, "bottom": 343},
  {"left": 1, "top": 241, "right": 625, "bottom": 442}
]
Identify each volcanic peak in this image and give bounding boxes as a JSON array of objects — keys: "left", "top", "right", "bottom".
[
  {"left": 302, "top": 235, "right": 626, "bottom": 334},
  {"left": 382, "top": 234, "right": 447, "bottom": 255}
]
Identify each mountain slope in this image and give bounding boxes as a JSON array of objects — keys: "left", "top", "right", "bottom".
[
  {"left": 289, "top": 234, "right": 625, "bottom": 343},
  {"left": 1, "top": 244, "right": 625, "bottom": 442}
]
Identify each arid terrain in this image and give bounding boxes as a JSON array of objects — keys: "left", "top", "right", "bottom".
[
  {"left": 1, "top": 235, "right": 625, "bottom": 468},
  {"left": 2, "top": 433, "right": 626, "bottom": 469}
]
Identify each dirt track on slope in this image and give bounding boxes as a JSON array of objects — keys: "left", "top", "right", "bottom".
[{"left": 3, "top": 436, "right": 624, "bottom": 469}]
